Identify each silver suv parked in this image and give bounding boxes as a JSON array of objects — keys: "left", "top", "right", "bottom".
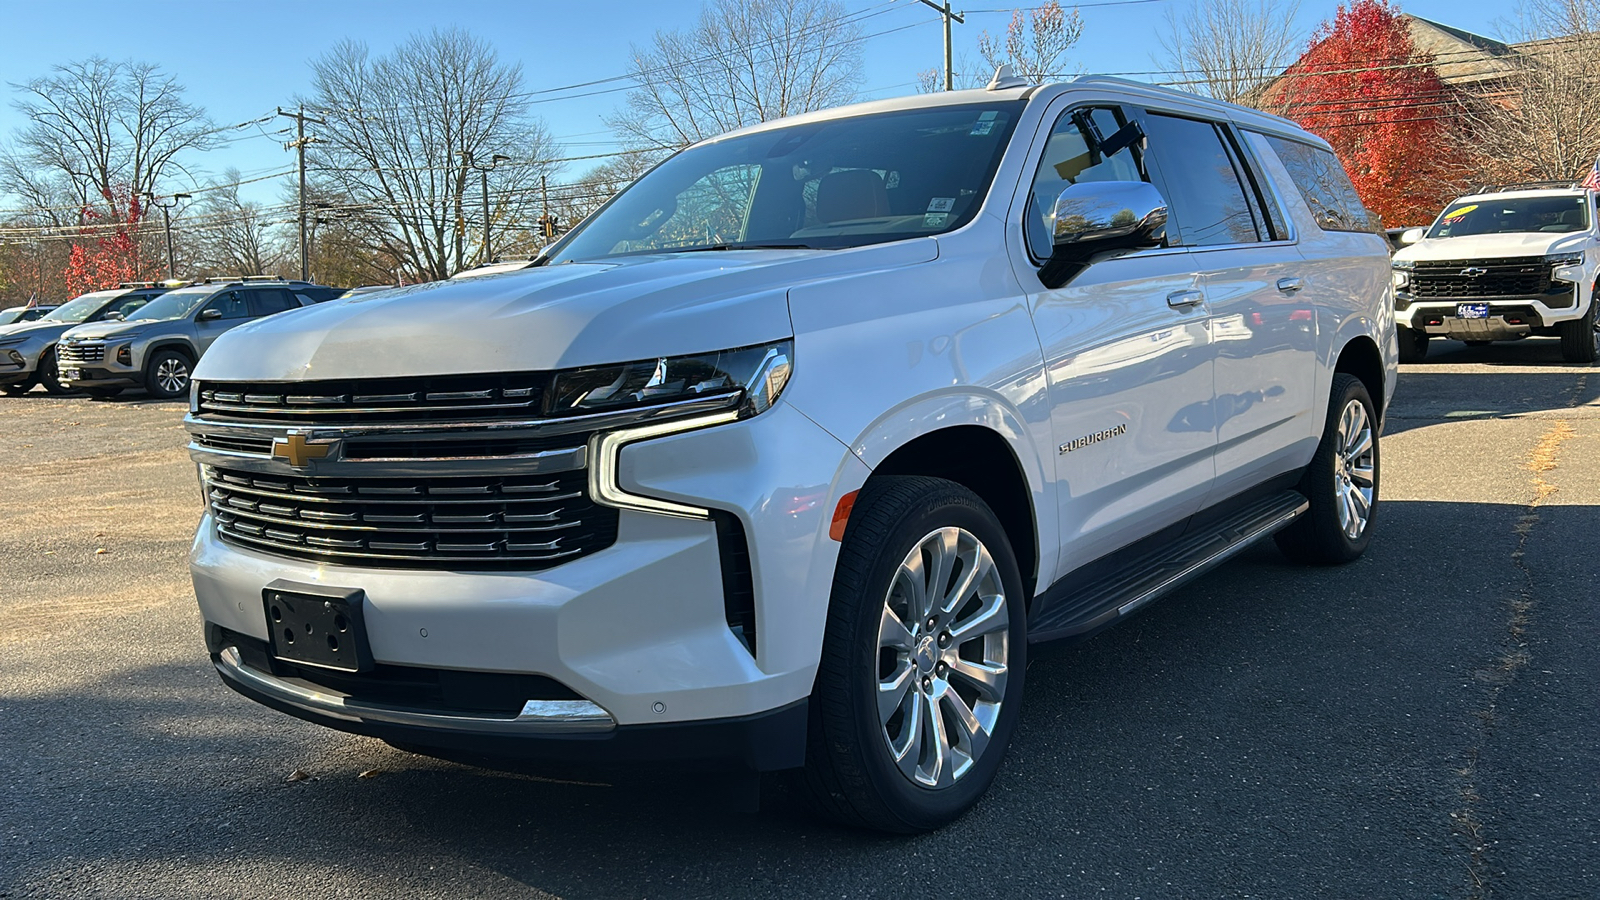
[
  {"left": 185, "top": 76, "right": 1394, "bottom": 832},
  {"left": 0, "top": 284, "right": 170, "bottom": 396},
  {"left": 57, "top": 276, "right": 337, "bottom": 399}
]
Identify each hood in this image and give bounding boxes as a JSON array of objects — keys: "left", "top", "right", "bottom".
[
  {"left": 60, "top": 319, "right": 155, "bottom": 342},
  {"left": 0, "top": 319, "right": 75, "bottom": 342},
  {"left": 1393, "top": 231, "right": 1590, "bottom": 263},
  {"left": 196, "top": 240, "right": 937, "bottom": 381}
]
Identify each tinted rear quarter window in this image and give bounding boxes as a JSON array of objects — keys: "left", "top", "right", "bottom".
[
  {"left": 1259, "top": 134, "right": 1377, "bottom": 233},
  {"left": 250, "top": 288, "right": 299, "bottom": 316}
]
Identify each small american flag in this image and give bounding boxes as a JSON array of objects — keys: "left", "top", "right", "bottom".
[
  {"left": 1582, "top": 154, "right": 1600, "bottom": 191},
  {"left": 22, "top": 294, "right": 38, "bottom": 310}
]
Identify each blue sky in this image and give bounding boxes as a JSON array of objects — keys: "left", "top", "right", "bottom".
[{"left": 0, "top": 0, "right": 1516, "bottom": 205}]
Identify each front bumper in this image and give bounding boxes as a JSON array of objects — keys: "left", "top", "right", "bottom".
[
  {"left": 0, "top": 346, "right": 40, "bottom": 383},
  {"left": 191, "top": 400, "right": 867, "bottom": 761},
  {"left": 210, "top": 627, "right": 808, "bottom": 770},
  {"left": 56, "top": 364, "right": 140, "bottom": 388}
]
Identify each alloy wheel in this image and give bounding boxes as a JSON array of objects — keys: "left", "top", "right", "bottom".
[
  {"left": 876, "top": 526, "right": 1010, "bottom": 789},
  {"left": 156, "top": 357, "right": 190, "bottom": 395},
  {"left": 1334, "top": 399, "right": 1375, "bottom": 540}
]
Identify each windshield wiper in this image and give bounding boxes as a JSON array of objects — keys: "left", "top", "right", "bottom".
[{"left": 664, "top": 241, "right": 827, "bottom": 253}]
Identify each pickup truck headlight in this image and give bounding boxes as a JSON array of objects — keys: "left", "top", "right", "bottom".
[
  {"left": 1546, "top": 252, "right": 1584, "bottom": 283},
  {"left": 1391, "top": 259, "right": 1414, "bottom": 292},
  {"left": 550, "top": 340, "right": 792, "bottom": 419}
]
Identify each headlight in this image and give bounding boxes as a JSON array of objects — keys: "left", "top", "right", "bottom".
[
  {"left": 549, "top": 340, "right": 792, "bottom": 419},
  {"left": 1390, "top": 260, "right": 1413, "bottom": 292},
  {"left": 0, "top": 336, "right": 26, "bottom": 349},
  {"left": 1545, "top": 252, "right": 1584, "bottom": 267}
]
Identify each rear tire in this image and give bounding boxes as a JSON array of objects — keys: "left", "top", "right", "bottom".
[
  {"left": 1276, "top": 374, "right": 1379, "bottom": 565},
  {"left": 143, "top": 349, "right": 193, "bottom": 400},
  {"left": 804, "top": 476, "right": 1027, "bottom": 833},
  {"left": 1558, "top": 301, "right": 1598, "bottom": 364},
  {"left": 1396, "top": 326, "right": 1429, "bottom": 363}
]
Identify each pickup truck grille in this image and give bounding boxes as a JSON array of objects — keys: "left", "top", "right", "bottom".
[
  {"left": 196, "top": 373, "right": 550, "bottom": 422},
  {"left": 57, "top": 341, "right": 105, "bottom": 364},
  {"left": 1409, "top": 258, "right": 1553, "bottom": 299},
  {"left": 205, "top": 466, "right": 618, "bottom": 569}
]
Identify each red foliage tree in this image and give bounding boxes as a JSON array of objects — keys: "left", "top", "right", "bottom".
[
  {"left": 65, "top": 186, "right": 152, "bottom": 296},
  {"left": 1263, "top": 0, "right": 1469, "bottom": 226}
]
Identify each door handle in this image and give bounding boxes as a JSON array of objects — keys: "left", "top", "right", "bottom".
[
  {"left": 1166, "top": 289, "right": 1205, "bottom": 309},
  {"left": 1277, "top": 277, "right": 1304, "bottom": 294}
]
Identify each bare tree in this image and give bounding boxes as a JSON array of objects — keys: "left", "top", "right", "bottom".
[
  {"left": 1155, "top": 0, "right": 1304, "bottom": 105},
  {"left": 306, "top": 28, "right": 559, "bottom": 281},
  {"left": 1466, "top": 0, "right": 1600, "bottom": 182},
  {"left": 978, "top": 1, "right": 1085, "bottom": 83},
  {"left": 184, "top": 169, "right": 286, "bottom": 277},
  {"left": 610, "top": 0, "right": 865, "bottom": 152},
  {"left": 1, "top": 57, "right": 215, "bottom": 225}
]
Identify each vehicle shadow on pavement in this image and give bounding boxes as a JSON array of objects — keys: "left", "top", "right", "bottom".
[
  {"left": 2, "top": 498, "right": 1596, "bottom": 899},
  {"left": 1385, "top": 367, "right": 1599, "bottom": 436}
]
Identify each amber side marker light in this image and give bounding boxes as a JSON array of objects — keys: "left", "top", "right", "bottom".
[{"left": 829, "top": 490, "right": 859, "bottom": 541}]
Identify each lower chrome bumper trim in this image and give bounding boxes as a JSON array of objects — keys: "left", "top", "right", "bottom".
[{"left": 216, "top": 646, "right": 616, "bottom": 734}]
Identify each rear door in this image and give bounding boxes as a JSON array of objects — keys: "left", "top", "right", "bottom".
[
  {"left": 248, "top": 288, "right": 301, "bottom": 318},
  {"left": 1138, "top": 112, "right": 1318, "bottom": 503},
  {"left": 1020, "top": 101, "right": 1218, "bottom": 574}
]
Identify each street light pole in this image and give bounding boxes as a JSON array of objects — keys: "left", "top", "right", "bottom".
[
  {"left": 143, "top": 192, "right": 191, "bottom": 280},
  {"left": 463, "top": 153, "right": 512, "bottom": 265}
]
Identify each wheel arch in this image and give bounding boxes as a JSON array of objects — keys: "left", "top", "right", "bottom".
[
  {"left": 144, "top": 338, "right": 197, "bottom": 364},
  {"left": 1333, "top": 334, "right": 1385, "bottom": 425},
  {"left": 868, "top": 425, "right": 1041, "bottom": 598}
]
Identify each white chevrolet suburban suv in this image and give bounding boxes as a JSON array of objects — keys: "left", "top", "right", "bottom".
[
  {"left": 1390, "top": 183, "right": 1600, "bottom": 363},
  {"left": 186, "top": 75, "right": 1395, "bottom": 832}
]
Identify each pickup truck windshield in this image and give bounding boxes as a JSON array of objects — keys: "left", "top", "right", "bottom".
[
  {"left": 548, "top": 101, "right": 1024, "bottom": 263},
  {"left": 43, "top": 291, "right": 121, "bottom": 323},
  {"left": 1428, "top": 195, "right": 1590, "bottom": 238}
]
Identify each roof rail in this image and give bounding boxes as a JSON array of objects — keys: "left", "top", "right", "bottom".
[
  {"left": 116, "top": 281, "right": 161, "bottom": 289},
  {"left": 1070, "top": 74, "right": 1300, "bottom": 127},
  {"left": 1476, "top": 180, "right": 1580, "bottom": 193}
]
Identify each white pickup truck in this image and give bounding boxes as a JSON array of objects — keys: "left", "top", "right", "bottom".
[
  {"left": 184, "top": 74, "right": 1394, "bottom": 832},
  {"left": 1391, "top": 183, "right": 1600, "bottom": 363}
]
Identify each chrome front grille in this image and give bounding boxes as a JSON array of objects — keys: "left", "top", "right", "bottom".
[
  {"left": 197, "top": 373, "right": 551, "bottom": 422},
  {"left": 1409, "top": 257, "right": 1553, "bottom": 299},
  {"left": 58, "top": 342, "right": 105, "bottom": 364},
  {"left": 205, "top": 467, "right": 619, "bottom": 569}
]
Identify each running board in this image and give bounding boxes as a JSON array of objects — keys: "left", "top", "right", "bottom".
[{"left": 1027, "top": 490, "right": 1308, "bottom": 643}]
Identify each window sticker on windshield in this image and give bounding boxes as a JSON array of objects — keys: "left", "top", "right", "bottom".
[
  {"left": 970, "top": 120, "right": 997, "bottom": 136},
  {"left": 927, "top": 197, "right": 955, "bottom": 213},
  {"left": 923, "top": 212, "right": 951, "bottom": 228},
  {"left": 978, "top": 111, "right": 998, "bottom": 121},
  {"left": 1442, "top": 204, "right": 1477, "bottom": 222}
]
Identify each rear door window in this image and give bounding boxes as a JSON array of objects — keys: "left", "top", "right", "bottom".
[
  {"left": 249, "top": 289, "right": 299, "bottom": 317},
  {"left": 1142, "top": 113, "right": 1262, "bottom": 246},
  {"left": 1257, "top": 134, "right": 1377, "bottom": 233}
]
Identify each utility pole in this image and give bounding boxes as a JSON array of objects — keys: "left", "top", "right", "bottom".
[
  {"left": 915, "top": 0, "right": 965, "bottom": 90},
  {"left": 278, "top": 105, "right": 325, "bottom": 281},
  {"left": 463, "top": 152, "right": 511, "bottom": 265},
  {"left": 538, "top": 174, "right": 556, "bottom": 246},
  {"left": 143, "top": 192, "right": 191, "bottom": 280}
]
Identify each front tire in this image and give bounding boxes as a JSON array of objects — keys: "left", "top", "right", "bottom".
[
  {"left": 805, "top": 476, "right": 1027, "bottom": 833},
  {"left": 1558, "top": 300, "right": 1598, "bottom": 364},
  {"left": 1276, "top": 373, "right": 1379, "bottom": 565},
  {"left": 143, "top": 349, "right": 193, "bottom": 400},
  {"left": 37, "top": 348, "right": 77, "bottom": 395},
  {"left": 1, "top": 379, "right": 34, "bottom": 395},
  {"left": 1396, "top": 326, "right": 1429, "bottom": 363}
]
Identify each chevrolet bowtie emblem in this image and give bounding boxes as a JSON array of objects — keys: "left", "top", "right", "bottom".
[{"left": 271, "top": 434, "right": 332, "bottom": 467}]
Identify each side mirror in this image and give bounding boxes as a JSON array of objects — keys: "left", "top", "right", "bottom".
[
  {"left": 105, "top": 310, "right": 125, "bottom": 321},
  {"left": 197, "top": 308, "right": 222, "bottom": 321},
  {"left": 1400, "top": 227, "right": 1425, "bottom": 245},
  {"left": 1040, "top": 181, "right": 1169, "bottom": 288}
]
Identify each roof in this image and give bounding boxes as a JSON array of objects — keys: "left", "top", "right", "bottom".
[{"left": 1403, "top": 16, "right": 1517, "bottom": 87}]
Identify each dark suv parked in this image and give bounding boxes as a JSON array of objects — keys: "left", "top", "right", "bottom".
[{"left": 56, "top": 277, "right": 337, "bottom": 399}]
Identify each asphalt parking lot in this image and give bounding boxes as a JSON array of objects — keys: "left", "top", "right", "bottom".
[{"left": 2, "top": 338, "right": 1596, "bottom": 900}]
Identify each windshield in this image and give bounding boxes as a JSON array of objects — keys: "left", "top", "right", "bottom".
[
  {"left": 548, "top": 102, "right": 1024, "bottom": 263},
  {"left": 125, "top": 286, "right": 215, "bottom": 322},
  {"left": 43, "top": 291, "right": 123, "bottom": 324},
  {"left": 1428, "top": 195, "right": 1591, "bottom": 238},
  {"left": 0, "top": 309, "right": 24, "bottom": 325}
]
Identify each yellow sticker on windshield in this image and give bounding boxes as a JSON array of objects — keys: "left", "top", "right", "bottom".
[{"left": 1442, "top": 204, "right": 1477, "bottom": 222}]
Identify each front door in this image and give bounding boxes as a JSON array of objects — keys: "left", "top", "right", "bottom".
[{"left": 1019, "top": 102, "right": 1217, "bottom": 578}]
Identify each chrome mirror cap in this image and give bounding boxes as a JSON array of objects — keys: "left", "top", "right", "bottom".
[{"left": 1051, "top": 180, "right": 1169, "bottom": 249}]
